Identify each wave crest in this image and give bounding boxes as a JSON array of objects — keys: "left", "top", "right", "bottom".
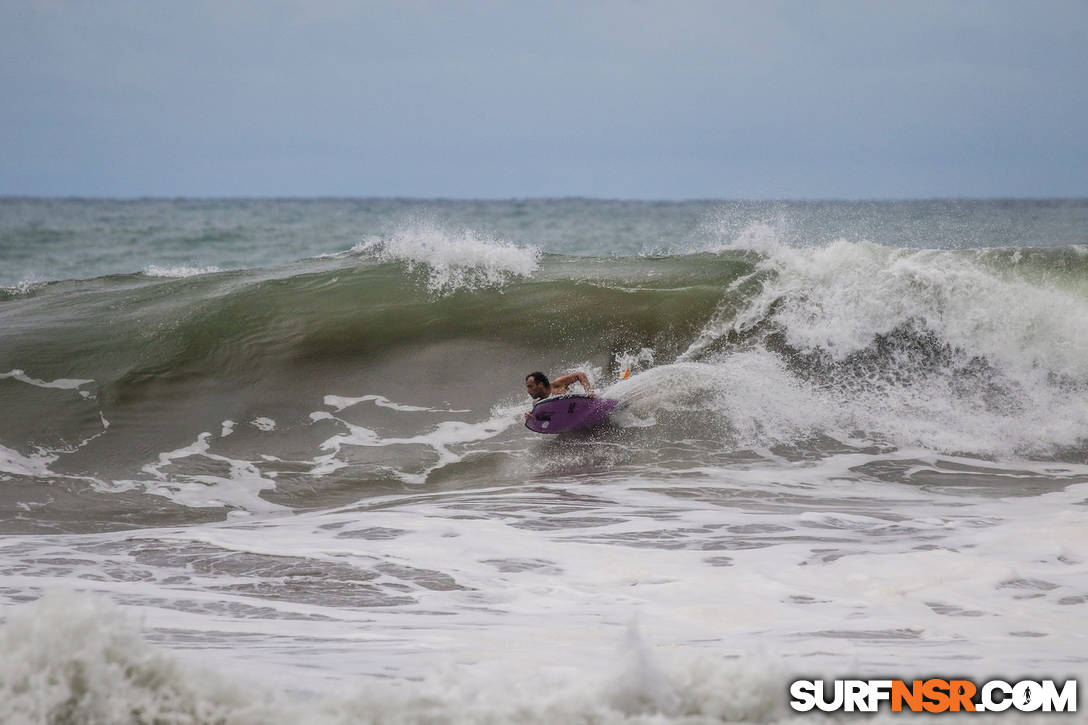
[
  {"left": 142, "top": 265, "right": 225, "bottom": 278},
  {"left": 354, "top": 222, "right": 540, "bottom": 294}
]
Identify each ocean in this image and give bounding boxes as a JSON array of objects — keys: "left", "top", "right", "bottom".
[{"left": 1, "top": 197, "right": 1087, "bottom": 723}]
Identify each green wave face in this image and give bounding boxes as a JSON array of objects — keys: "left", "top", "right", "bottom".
[{"left": 2, "top": 242, "right": 1087, "bottom": 520}]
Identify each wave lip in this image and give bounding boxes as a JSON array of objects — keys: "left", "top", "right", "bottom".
[
  {"left": 686, "top": 234, "right": 1088, "bottom": 457},
  {"left": 353, "top": 221, "right": 540, "bottom": 294},
  {"left": 1, "top": 280, "right": 48, "bottom": 297},
  {"left": 142, "top": 264, "right": 225, "bottom": 278}
]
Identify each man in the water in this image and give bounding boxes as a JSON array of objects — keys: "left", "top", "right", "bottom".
[{"left": 525, "top": 371, "right": 594, "bottom": 400}]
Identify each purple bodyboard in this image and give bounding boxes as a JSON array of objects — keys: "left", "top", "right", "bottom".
[{"left": 525, "top": 394, "right": 618, "bottom": 434}]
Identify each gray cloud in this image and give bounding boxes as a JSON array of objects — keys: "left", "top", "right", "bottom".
[{"left": 2, "top": 0, "right": 1085, "bottom": 198}]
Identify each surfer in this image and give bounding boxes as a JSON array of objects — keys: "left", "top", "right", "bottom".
[
  {"left": 525, "top": 371, "right": 595, "bottom": 401},
  {"left": 524, "top": 371, "right": 617, "bottom": 431},
  {"left": 524, "top": 371, "right": 595, "bottom": 420}
]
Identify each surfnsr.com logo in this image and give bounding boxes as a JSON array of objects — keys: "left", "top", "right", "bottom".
[{"left": 790, "top": 679, "right": 1077, "bottom": 713}]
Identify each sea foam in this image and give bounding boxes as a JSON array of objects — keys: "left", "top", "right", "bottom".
[
  {"left": 354, "top": 221, "right": 540, "bottom": 294},
  {"left": 673, "top": 229, "right": 1088, "bottom": 457},
  {"left": 143, "top": 264, "right": 224, "bottom": 278},
  {"left": 0, "top": 591, "right": 805, "bottom": 725}
]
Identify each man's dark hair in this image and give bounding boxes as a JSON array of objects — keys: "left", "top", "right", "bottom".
[{"left": 526, "top": 371, "right": 549, "bottom": 386}]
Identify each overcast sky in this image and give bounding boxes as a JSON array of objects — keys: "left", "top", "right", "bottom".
[{"left": 1, "top": 0, "right": 1086, "bottom": 199}]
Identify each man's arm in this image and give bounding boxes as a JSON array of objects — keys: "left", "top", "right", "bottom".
[{"left": 551, "top": 371, "right": 594, "bottom": 397}]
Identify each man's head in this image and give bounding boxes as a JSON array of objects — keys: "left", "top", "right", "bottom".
[{"left": 525, "top": 372, "right": 550, "bottom": 399}]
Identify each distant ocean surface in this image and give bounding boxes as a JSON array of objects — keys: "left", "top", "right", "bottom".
[{"left": 2, "top": 198, "right": 1087, "bottom": 723}]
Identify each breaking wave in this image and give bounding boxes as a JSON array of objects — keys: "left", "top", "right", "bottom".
[{"left": 2, "top": 234, "right": 1088, "bottom": 524}]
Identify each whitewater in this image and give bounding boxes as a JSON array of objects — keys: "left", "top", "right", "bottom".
[{"left": 1, "top": 198, "right": 1087, "bottom": 723}]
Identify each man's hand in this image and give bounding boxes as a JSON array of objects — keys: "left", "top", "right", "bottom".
[{"left": 551, "top": 371, "right": 593, "bottom": 396}]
